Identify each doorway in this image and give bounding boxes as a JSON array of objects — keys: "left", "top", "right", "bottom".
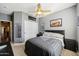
[{"left": 0, "top": 21, "right": 12, "bottom": 43}]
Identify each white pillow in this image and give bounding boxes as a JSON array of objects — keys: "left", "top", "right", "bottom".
[{"left": 43, "top": 32, "right": 64, "bottom": 39}]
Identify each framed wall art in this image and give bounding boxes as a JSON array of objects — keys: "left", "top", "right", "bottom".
[{"left": 50, "top": 18, "right": 62, "bottom": 27}]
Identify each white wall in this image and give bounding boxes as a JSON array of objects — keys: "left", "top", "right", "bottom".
[
  {"left": 0, "top": 13, "right": 10, "bottom": 20},
  {"left": 76, "top": 4, "right": 79, "bottom": 51},
  {"left": 39, "top": 6, "right": 77, "bottom": 40},
  {"left": 77, "top": 4, "right": 79, "bottom": 16}
]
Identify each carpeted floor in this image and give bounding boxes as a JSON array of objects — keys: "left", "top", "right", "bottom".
[
  {"left": 11, "top": 43, "right": 78, "bottom": 56},
  {"left": 61, "top": 49, "right": 77, "bottom": 56},
  {"left": 11, "top": 43, "right": 26, "bottom": 56}
]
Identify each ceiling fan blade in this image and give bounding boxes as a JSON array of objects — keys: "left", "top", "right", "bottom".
[{"left": 42, "top": 10, "right": 51, "bottom": 12}]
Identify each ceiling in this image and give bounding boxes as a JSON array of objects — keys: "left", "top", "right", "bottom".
[{"left": 0, "top": 3, "right": 76, "bottom": 17}]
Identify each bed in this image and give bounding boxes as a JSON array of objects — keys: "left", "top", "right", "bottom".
[{"left": 24, "top": 30, "right": 65, "bottom": 56}]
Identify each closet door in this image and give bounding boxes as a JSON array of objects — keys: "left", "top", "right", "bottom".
[
  {"left": 24, "top": 21, "right": 30, "bottom": 41},
  {"left": 29, "top": 21, "right": 38, "bottom": 38},
  {"left": 24, "top": 20, "right": 38, "bottom": 41}
]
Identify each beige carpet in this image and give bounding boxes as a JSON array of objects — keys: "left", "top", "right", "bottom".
[
  {"left": 11, "top": 43, "right": 78, "bottom": 56},
  {"left": 61, "top": 49, "right": 77, "bottom": 56},
  {"left": 11, "top": 43, "right": 26, "bottom": 56}
]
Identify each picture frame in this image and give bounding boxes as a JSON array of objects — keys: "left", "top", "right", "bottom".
[{"left": 50, "top": 18, "right": 62, "bottom": 27}]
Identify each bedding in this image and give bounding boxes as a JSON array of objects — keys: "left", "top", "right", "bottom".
[
  {"left": 25, "top": 36, "right": 63, "bottom": 56},
  {"left": 25, "top": 30, "right": 65, "bottom": 56},
  {"left": 43, "top": 32, "right": 64, "bottom": 47}
]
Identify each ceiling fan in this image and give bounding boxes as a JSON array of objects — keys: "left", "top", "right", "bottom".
[{"left": 30, "top": 3, "right": 51, "bottom": 16}]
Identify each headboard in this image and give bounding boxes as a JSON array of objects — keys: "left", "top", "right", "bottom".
[
  {"left": 45, "top": 30, "right": 65, "bottom": 40},
  {"left": 45, "top": 30, "right": 65, "bottom": 35},
  {"left": 37, "top": 30, "right": 65, "bottom": 38}
]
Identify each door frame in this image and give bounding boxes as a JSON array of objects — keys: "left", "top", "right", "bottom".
[{"left": 0, "top": 20, "right": 12, "bottom": 42}]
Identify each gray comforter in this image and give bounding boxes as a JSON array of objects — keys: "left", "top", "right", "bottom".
[{"left": 29, "top": 36, "right": 63, "bottom": 56}]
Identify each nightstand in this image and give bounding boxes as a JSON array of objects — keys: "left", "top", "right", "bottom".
[{"left": 64, "top": 39, "right": 78, "bottom": 52}]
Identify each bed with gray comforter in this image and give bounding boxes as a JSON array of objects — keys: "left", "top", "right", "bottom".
[{"left": 25, "top": 36, "right": 63, "bottom": 56}]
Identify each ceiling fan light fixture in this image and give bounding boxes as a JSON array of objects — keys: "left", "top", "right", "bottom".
[
  {"left": 35, "top": 3, "right": 50, "bottom": 17},
  {"left": 35, "top": 3, "right": 43, "bottom": 16},
  {"left": 37, "top": 11, "right": 42, "bottom": 14},
  {"left": 35, "top": 11, "right": 43, "bottom": 16}
]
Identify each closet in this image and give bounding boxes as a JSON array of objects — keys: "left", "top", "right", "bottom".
[
  {"left": 24, "top": 20, "right": 38, "bottom": 41},
  {"left": 13, "top": 12, "right": 38, "bottom": 43}
]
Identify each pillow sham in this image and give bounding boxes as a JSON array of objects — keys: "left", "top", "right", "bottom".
[{"left": 43, "top": 32, "right": 64, "bottom": 39}]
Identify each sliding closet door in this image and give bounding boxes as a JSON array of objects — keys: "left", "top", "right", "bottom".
[
  {"left": 24, "top": 21, "right": 29, "bottom": 40},
  {"left": 24, "top": 20, "right": 38, "bottom": 41},
  {"left": 29, "top": 21, "right": 38, "bottom": 38}
]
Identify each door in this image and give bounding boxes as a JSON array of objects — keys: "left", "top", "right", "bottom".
[
  {"left": 24, "top": 20, "right": 38, "bottom": 41},
  {"left": 0, "top": 21, "right": 11, "bottom": 43}
]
